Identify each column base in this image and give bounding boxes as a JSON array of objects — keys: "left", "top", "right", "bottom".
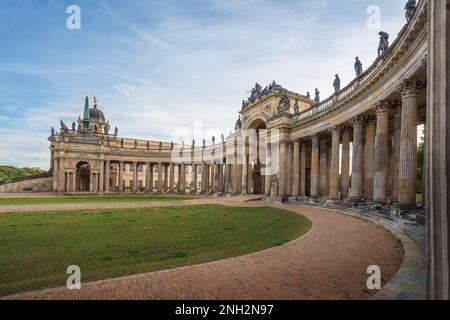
[{"left": 394, "top": 202, "right": 417, "bottom": 211}]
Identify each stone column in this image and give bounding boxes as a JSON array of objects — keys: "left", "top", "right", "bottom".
[
  {"left": 398, "top": 79, "right": 422, "bottom": 208},
  {"left": 264, "top": 141, "right": 272, "bottom": 196},
  {"left": 164, "top": 164, "right": 169, "bottom": 192},
  {"left": 53, "top": 156, "right": 59, "bottom": 191},
  {"left": 373, "top": 102, "right": 390, "bottom": 203},
  {"left": 65, "top": 172, "right": 70, "bottom": 192},
  {"left": 72, "top": 171, "right": 76, "bottom": 192},
  {"left": 351, "top": 116, "right": 364, "bottom": 201},
  {"left": 180, "top": 163, "right": 186, "bottom": 193},
  {"left": 89, "top": 173, "right": 94, "bottom": 192},
  {"left": 329, "top": 126, "right": 341, "bottom": 199},
  {"left": 391, "top": 104, "right": 402, "bottom": 202},
  {"left": 340, "top": 129, "right": 351, "bottom": 198},
  {"left": 192, "top": 164, "right": 197, "bottom": 194},
  {"left": 319, "top": 138, "right": 328, "bottom": 196},
  {"left": 363, "top": 117, "right": 376, "bottom": 201},
  {"left": 99, "top": 160, "right": 105, "bottom": 193},
  {"left": 132, "top": 162, "right": 138, "bottom": 193},
  {"left": 278, "top": 140, "right": 288, "bottom": 200},
  {"left": 57, "top": 157, "right": 65, "bottom": 192},
  {"left": 169, "top": 163, "right": 174, "bottom": 193},
  {"left": 299, "top": 142, "right": 307, "bottom": 197},
  {"left": 310, "top": 134, "right": 320, "bottom": 197},
  {"left": 427, "top": 0, "right": 450, "bottom": 300},
  {"left": 105, "top": 161, "right": 110, "bottom": 192},
  {"left": 145, "top": 162, "right": 151, "bottom": 193},
  {"left": 286, "top": 141, "right": 293, "bottom": 197},
  {"left": 118, "top": 161, "right": 124, "bottom": 192},
  {"left": 157, "top": 163, "right": 163, "bottom": 192},
  {"left": 200, "top": 163, "right": 206, "bottom": 193},
  {"left": 149, "top": 164, "right": 154, "bottom": 192},
  {"left": 241, "top": 150, "right": 248, "bottom": 194},
  {"left": 292, "top": 139, "right": 300, "bottom": 197}
]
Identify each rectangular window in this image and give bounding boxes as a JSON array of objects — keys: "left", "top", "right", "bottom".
[
  {"left": 138, "top": 165, "right": 143, "bottom": 172},
  {"left": 138, "top": 180, "right": 143, "bottom": 188}
]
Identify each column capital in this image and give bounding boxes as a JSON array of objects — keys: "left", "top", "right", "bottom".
[
  {"left": 311, "top": 133, "right": 321, "bottom": 143},
  {"left": 373, "top": 101, "right": 391, "bottom": 116},
  {"left": 398, "top": 79, "right": 425, "bottom": 98},
  {"left": 364, "top": 115, "right": 376, "bottom": 127},
  {"left": 328, "top": 125, "right": 343, "bottom": 136},
  {"left": 351, "top": 115, "right": 364, "bottom": 127}
]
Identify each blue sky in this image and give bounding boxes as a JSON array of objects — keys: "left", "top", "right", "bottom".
[{"left": 0, "top": 0, "right": 408, "bottom": 169}]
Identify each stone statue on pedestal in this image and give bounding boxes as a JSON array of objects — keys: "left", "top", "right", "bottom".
[
  {"left": 333, "top": 74, "right": 341, "bottom": 93},
  {"left": 314, "top": 89, "right": 320, "bottom": 104},
  {"left": 354, "top": 57, "right": 363, "bottom": 77},
  {"left": 293, "top": 99, "right": 300, "bottom": 115},
  {"left": 235, "top": 116, "right": 242, "bottom": 131},
  {"left": 277, "top": 94, "right": 290, "bottom": 113},
  {"left": 378, "top": 31, "right": 390, "bottom": 57},
  {"left": 405, "top": 0, "right": 417, "bottom": 22}
]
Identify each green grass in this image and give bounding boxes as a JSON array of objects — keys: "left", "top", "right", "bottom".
[
  {"left": 0, "top": 195, "right": 190, "bottom": 206},
  {"left": 0, "top": 205, "right": 312, "bottom": 296}
]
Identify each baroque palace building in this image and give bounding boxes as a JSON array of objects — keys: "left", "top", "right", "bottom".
[
  {"left": 45, "top": 0, "right": 449, "bottom": 299},
  {"left": 50, "top": 0, "right": 427, "bottom": 213}
]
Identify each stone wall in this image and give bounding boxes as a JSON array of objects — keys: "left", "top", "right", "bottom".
[{"left": 0, "top": 174, "right": 53, "bottom": 193}]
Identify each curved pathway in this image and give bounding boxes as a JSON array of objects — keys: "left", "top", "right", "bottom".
[{"left": 2, "top": 198, "right": 405, "bottom": 300}]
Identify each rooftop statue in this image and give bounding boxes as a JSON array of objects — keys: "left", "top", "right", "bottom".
[
  {"left": 354, "top": 57, "right": 363, "bottom": 77},
  {"left": 114, "top": 126, "right": 118, "bottom": 137},
  {"left": 159, "top": 142, "right": 163, "bottom": 151},
  {"left": 293, "top": 99, "right": 300, "bottom": 115},
  {"left": 306, "top": 91, "right": 311, "bottom": 100},
  {"left": 221, "top": 133, "right": 225, "bottom": 143},
  {"left": 378, "top": 31, "right": 390, "bottom": 57},
  {"left": 60, "top": 120, "right": 69, "bottom": 133},
  {"left": 134, "top": 140, "right": 138, "bottom": 149},
  {"left": 72, "top": 121, "right": 76, "bottom": 131},
  {"left": 147, "top": 141, "right": 150, "bottom": 150},
  {"left": 277, "top": 93, "right": 291, "bottom": 113},
  {"left": 212, "top": 136, "right": 215, "bottom": 145},
  {"left": 51, "top": 127, "right": 55, "bottom": 136},
  {"left": 333, "top": 74, "right": 341, "bottom": 93},
  {"left": 405, "top": 0, "right": 417, "bottom": 22},
  {"left": 235, "top": 115, "right": 242, "bottom": 131},
  {"left": 242, "top": 81, "right": 284, "bottom": 108},
  {"left": 314, "top": 88, "right": 320, "bottom": 104},
  {"left": 203, "top": 139, "right": 206, "bottom": 148}
]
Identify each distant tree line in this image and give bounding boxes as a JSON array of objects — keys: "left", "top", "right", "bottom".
[{"left": 0, "top": 166, "right": 47, "bottom": 183}]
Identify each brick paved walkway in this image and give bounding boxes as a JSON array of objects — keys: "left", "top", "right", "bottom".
[{"left": 2, "top": 198, "right": 405, "bottom": 300}]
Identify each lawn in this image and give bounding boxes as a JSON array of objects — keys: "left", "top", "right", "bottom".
[
  {"left": 0, "top": 195, "right": 190, "bottom": 206},
  {"left": 0, "top": 205, "right": 312, "bottom": 296}
]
